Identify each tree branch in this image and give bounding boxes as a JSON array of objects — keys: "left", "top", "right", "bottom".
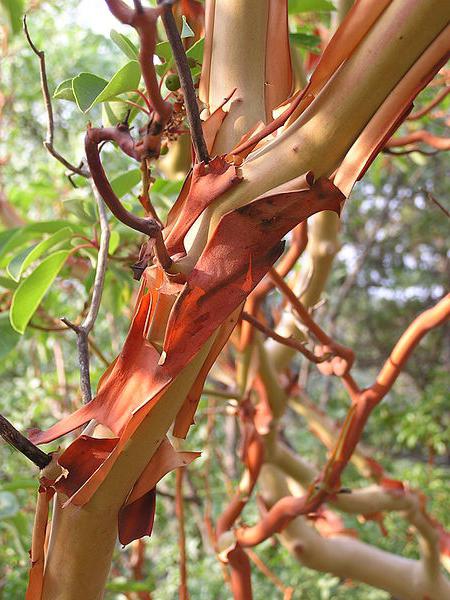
[
  {"left": 234, "top": 294, "right": 450, "bottom": 547},
  {"left": 0, "top": 414, "right": 51, "bottom": 469},
  {"left": 386, "top": 130, "right": 450, "bottom": 151},
  {"left": 23, "top": 15, "right": 89, "bottom": 177},
  {"left": 61, "top": 181, "right": 110, "bottom": 403},
  {"left": 268, "top": 268, "right": 354, "bottom": 373},
  {"left": 159, "top": 1, "right": 210, "bottom": 164},
  {"left": 85, "top": 126, "right": 172, "bottom": 270},
  {"left": 258, "top": 465, "right": 450, "bottom": 599},
  {"left": 407, "top": 86, "right": 449, "bottom": 120},
  {"left": 241, "top": 312, "right": 333, "bottom": 364}
]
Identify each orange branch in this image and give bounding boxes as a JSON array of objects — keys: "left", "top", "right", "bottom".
[
  {"left": 386, "top": 130, "right": 450, "bottom": 150},
  {"left": 234, "top": 294, "right": 450, "bottom": 547},
  {"left": 227, "top": 546, "right": 253, "bottom": 600},
  {"left": 241, "top": 312, "right": 333, "bottom": 364},
  {"left": 407, "top": 86, "right": 449, "bottom": 120},
  {"left": 268, "top": 268, "right": 355, "bottom": 374}
]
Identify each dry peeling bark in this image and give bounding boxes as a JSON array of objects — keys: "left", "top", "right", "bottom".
[{"left": 21, "top": 1, "right": 450, "bottom": 598}]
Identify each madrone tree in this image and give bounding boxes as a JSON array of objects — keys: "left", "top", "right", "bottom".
[{"left": 0, "top": 0, "right": 449, "bottom": 598}]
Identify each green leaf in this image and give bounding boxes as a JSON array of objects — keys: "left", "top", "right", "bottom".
[
  {"left": 186, "top": 37, "right": 205, "bottom": 63},
  {"left": 53, "top": 78, "right": 76, "bottom": 102},
  {"left": 110, "top": 29, "right": 139, "bottom": 60},
  {"left": 0, "top": 221, "right": 79, "bottom": 266},
  {"left": 7, "top": 244, "right": 38, "bottom": 281},
  {"left": 289, "top": 32, "right": 321, "bottom": 51},
  {"left": 102, "top": 96, "right": 141, "bottom": 127},
  {"left": 63, "top": 199, "right": 97, "bottom": 224},
  {"left": 0, "top": 276, "right": 17, "bottom": 291},
  {"left": 10, "top": 250, "right": 70, "bottom": 334},
  {"left": 25, "top": 220, "right": 78, "bottom": 234},
  {"left": 91, "top": 61, "right": 141, "bottom": 107},
  {"left": 155, "top": 41, "right": 173, "bottom": 77},
  {"left": 0, "top": 229, "right": 21, "bottom": 260},
  {"left": 7, "top": 227, "right": 73, "bottom": 282},
  {"left": 108, "top": 230, "right": 120, "bottom": 255},
  {"left": 181, "top": 15, "right": 195, "bottom": 38},
  {"left": 110, "top": 168, "right": 141, "bottom": 198},
  {"left": 0, "top": 230, "right": 32, "bottom": 267},
  {"left": 288, "top": 0, "right": 335, "bottom": 13},
  {"left": 102, "top": 101, "right": 125, "bottom": 127},
  {"left": 0, "top": 313, "right": 21, "bottom": 359},
  {"left": 0, "top": 0, "right": 25, "bottom": 35},
  {"left": 72, "top": 72, "right": 108, "bottom": 112},
  {"left": 155, "top": 41, "right": 172, "bottom": 63}
]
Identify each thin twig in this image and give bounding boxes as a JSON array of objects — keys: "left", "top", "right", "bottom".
[
  {"left": 241, "top": 312, "right": 332, "bottom": 364},
  {"left": 139, "top": 159, "right": 163, "bottom": 225},
  {"left": 176, "top": 468, "right": 190, "bottom": 600},
  {"left": 246, "top": 548, "right": 293, "bottom": 600},
  {"left": 0, "top": 414, "right": 51, "bottom": 469},
  {"left": 23, "top": 15, "right": 89, "bottom": 177},
  {"left": 83, "top": 182, "right": 111, "bottom": 333},
  {"left": 61, "top": 182, "right": 110, "bottom": 403},
  {"left": 383, "top": 147, "right": 439, "bottom": 157},
  {"left": 60, "top": 318, "right": 92, "bottom": 403},
  {"left": 426, "top": 192, "right": 450, "bottom": 218},
  {"left": 202, "top": 387, "right": 240, "bottom": 400},
  {"left": 159, "top": 2, "right": 210, "bottom": 164},
  {"left": 268, "top": 267, "right": 355, "bottom": 370},
  {"left": 407, "top": 87, "right": 449, "bottom": 120}
]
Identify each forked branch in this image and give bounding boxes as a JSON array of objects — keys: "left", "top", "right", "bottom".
[{"left": 234, "top": 294, "right": 450, "bottom": 547}]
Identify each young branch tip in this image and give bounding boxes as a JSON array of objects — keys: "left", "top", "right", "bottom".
[{"left": 22, "top": 15, "right": 89, "bottom": 177}]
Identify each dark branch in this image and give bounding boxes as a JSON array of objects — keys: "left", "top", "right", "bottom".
[
  {"left": 426, "top": 192, "right": 450, "bottom": 218},
  {"left": 383, "top": 147, "right": 439, "bottom": 157},
  {"left": 23, "top": 15, "right": 89, "bottom": 177},
  {"left": 241, "top": 312, "right": 333, "bottom": 364},
  {"left": 85, "top": 127, "right": 172, "bottom": 270},
  {"left": 0, "top": 414, "right": 51, "bottom": 469},
  {"left": 159, "top": 2, "right": 210, "bottom": 164}
]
